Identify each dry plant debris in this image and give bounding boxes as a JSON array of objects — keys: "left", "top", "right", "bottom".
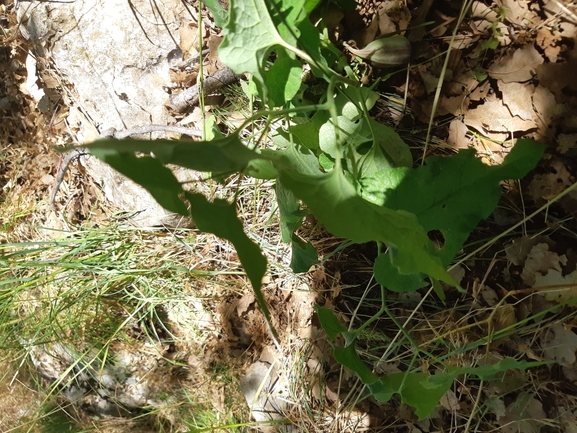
[{"left": 1, "top": 0, "right": 577, "bottom": 432}]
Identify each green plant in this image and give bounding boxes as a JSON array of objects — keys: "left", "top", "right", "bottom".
[{"left": 77, "top": 0, "right": 546, "bottom": 419}]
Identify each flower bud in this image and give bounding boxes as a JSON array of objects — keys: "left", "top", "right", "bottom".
[{"left": 345, "top": 36, "right": 412, "bottom": 69}]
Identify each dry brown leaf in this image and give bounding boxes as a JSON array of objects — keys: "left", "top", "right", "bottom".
[
  {"left": 444, "top": 72, "right": 479, "bottom": 97},
  {"left": 488, "top": 44, "right": 543, "bottom": 83},
  {"left": 497, "top": 394, "right": 546, "bottom": 433},
  {"left": 469, "top": 80, "right": 490, "bottom": 101},
  {"left": 541, "top": 323, "right": 577, "bottom": 366},
  {"left": 499, "top": 81, "right": 535, "bottom": 120},
  {"left": 527, "top": 159, "right": 573, "bottom": 201},
  {"left": 558, "top": 133, "right": 577, "bottom": 154},
  {"left": 505, "top": 235, "right": 555, "bottom": 266},
  {"left": 236, "top": 292, "right": 255, "bottom": 316},
  {"left": 501, "top": 0, "right": 535, "bottom": 27},
  {"left": 437, "top": 95, "right": 468, "bottom": 116},
  {"left": 559, "top": 408, "right": 577, "bottom": 433},
  {"left": 464, "top": 93, "right": 537, "bottom": 135},
  {"left": 535, "top": 268, "right": 577, "bottom": 303},
  {"left": 520, "top": 243, "right": 566, "bottom": 286},
  {"left": 356, "top": 16, "right": 379, "bottom": 47},
  {"left": 535, "top": 47, "right": 577, "bottom": 101},
  {"left": 447, "top": 118, "right": 469, "bottom": 149},
  {"left": 531, "top": 85, "right": 558, "bottom": 126},
  {"left": 480, "top": 286, "right": 499, "bottom": 306},
  {"left": 471, "top": 1, "right": 498, "bottom": 21},
  {"left": 536, "top": 28, "right": 562, "bottom": 62},
  {"left": 439, "top": 389, "right": 460, "bottom": 411},
  {"left": 376, "top": 0, "right": 411, "bottom": 35},
  {"left": 179, "top": 22, "right": 201, "bottom": 58}
]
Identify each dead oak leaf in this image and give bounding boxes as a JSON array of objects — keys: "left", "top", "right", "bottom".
[
  {"left": 499, "top": 81, "right": 535, "bottom": 120},
  {"left": 501, "top": 0, "right": 535, "bottom": 27},
  {"left": 558, "top": 133, "right": 577, "bottom": 154},
  {"left": 531, "top": 84, "right": 558, "bottom": 127},
  {"left": 535, "top": 46, "right": 577, "bottom": 101},
  {"left": 536, "top": 28, "right": 562, "bottom": 62},
  {"left": 540, "top": 323, "right": 577, "bottom": 366},
  {"left": 497, "top": 393, "right": 546, "bottom": 433},
  {"left": 488, "top": 44, "right": 544, "bottom": 83},
  {"left": 520, "top": 242, "right": 566, "bottom": 286},
  {"left": 505, "top": 235, "right": 555, "bottom": 266},
  {"left": 535, "top": 268, "right": 577, "bottom": 304},
  {"left": 447, "top": 118, "right": 469, "bottom": 149},
  {"left": 464, "top": 93, "right": 536, "bottom": 135},
  {"left": 527, "top": 158, "right": 574, "bottom": 201}
]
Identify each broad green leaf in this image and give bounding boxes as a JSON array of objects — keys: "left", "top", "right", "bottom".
[
  {"left": 185, "top": 192, "right": 271, "bottom": 323},
  {"left": 266, "top": 50, "right": 303, "bottom": 106},
  {"left": 290, "top": 234, "right": 319, "bottom": 273},
  {"left": 219, "top": 0, "right": 285, "bottom": 81},
  {"left": 244, "top": 159, "right": 278, "bottom": 179},
  {"left": 88, "top": 150, "right": 188, "bottom": 216},
  {"left": 304, "top": 0, "right": 323, "bottom": 13},
  {"left": 372, "top": 139, "right": 544, "bottom": 292},
  {"left": 393, "top": 372, "right": 453, "bottom": 419},
  {"left": 372, "top": 120, "right": 412, "bottom": 168},
  {"left": 367, "top": 379, "right": 396, "bottom": 402},
  {"left": 494, "top": 139, "right": 546, "bottom": 179},
  {"left": 276, "top": 180, "right": 304, "bottom": 242},
  {"left": 338, "top": 86, "right": 380, "bottom": 119},
  {"left": 320, "top": 115, "right": 370, "bottom": 159},
  {"left": 87, "top": 134, "right": 261, "bottom": 174},
  {"left": 370, "top": 372, "right": 454, "bottom": 419},
  {"left": 374, "top": 253, "right": 427, "bottom": 292},
  {"left": 274, "top": 137, "right": 324, "bottom": 176},
  {"left": 315, "top": 306, "right": 347, "bottom": 341},
  {"left": 219, "top": 0, "right": 305, "bottom": 106},
  {"left": 358, "top": 167, "right": 406, "bottom": 204},
  {"left": 287, "top": 110, "right": 330, "bottom": 150},
  {"left": 277, "top": 161, "right": 455, "bottom": 283},
  {"left": 381, "top": 139, "right": 545, "bottom": 266},
  {"left": 333, "top": 344, "right": 378, "bottom": 385}
]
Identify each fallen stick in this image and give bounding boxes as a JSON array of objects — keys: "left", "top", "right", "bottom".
[{"left": 169, "top": 66, "right": 242, "bottom": 113}]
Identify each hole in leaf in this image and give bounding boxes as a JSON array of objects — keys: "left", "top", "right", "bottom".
[{"left": 427, "top": 230, "right": 445, "bottom": 249}]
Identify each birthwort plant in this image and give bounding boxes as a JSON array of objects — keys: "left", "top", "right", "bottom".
[{"left": 81, "top": 0, "right": 546, "bottom": 418}]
